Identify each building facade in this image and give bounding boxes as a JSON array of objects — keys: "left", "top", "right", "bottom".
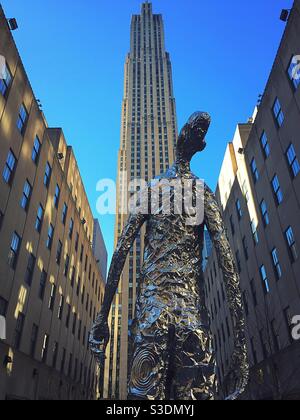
[
  {"left": 92, "top": 219, "right": 108, "bottom": 282},
  {"left": 0, "top": 6, "right": 106, "bottom": 400},
  {"left": 104, "top": 2, "right": 178, "bottom": 399},
  {"left": 204, "top": 0, "right": 300, "bottom": 400}
]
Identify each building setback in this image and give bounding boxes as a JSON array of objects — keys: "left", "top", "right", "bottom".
[
  {"left": 204, "top": 0, "right": 300, "bottom": 400},
  {"left": 104, "top": 2, "right": 178, "bottom": 399},
  {"left": 0, "top": 6, "right": 107, "bottom": 400}
]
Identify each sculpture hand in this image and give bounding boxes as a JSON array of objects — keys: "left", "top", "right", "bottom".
[{"left": 89, "top": 315, "right": 110, "bottom": 366}]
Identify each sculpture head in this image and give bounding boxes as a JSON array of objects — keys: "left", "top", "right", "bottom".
[{"left": 176, "top": 112, "right": 211, "bottom": 162}]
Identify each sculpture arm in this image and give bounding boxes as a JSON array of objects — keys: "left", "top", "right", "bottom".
[
  {"left": 90, "top": 212, "right": 146, "bottom": 360},
  {"left": 96, "top": 212, "right": 146, "bottom": 321},
  {"left": 204, "top": 184, "right": 249, "bottom": 399}
]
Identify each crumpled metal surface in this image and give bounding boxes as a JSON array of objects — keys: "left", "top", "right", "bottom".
[
  {"left": 90, "top": 112, "right": 249, "bottom": 401},
  {"left": 128, "top": 172, "right": 216, "bottom": 400}
]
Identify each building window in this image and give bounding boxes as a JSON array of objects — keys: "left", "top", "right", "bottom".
[
  {"left": 260, "top": 265, "right": 270, "bottom": 294},
  {"left": 0, "top": 297, "right": 8, "bottom": 317},
  {"left": 21, "top": 180, "right": 32, "bottom": 211},
  {"left": 24, "top": 253, "right": 36, "bottom": 286},
  {"left": 236, "top": 199, "right": 243, "bottom": 220},
  {"left": 46, "top": 224, "right": 54, "bottom": 250},
  {"left": 8, "top": 231, "right": 21, "bottom": 269},
  {"left": 56, "top": 241, "right": 62, "bottom": 265},
  {"left": 242, "top": 236, "right": 249, "bottom": 260},
  {"left": 260, "top": 131, "right": 270, "bottom": 159},
  {"left": 31, "top": 136, "right": 41, "bottom": 164},
  {"left": 75, "top": 233, "right": 79, "bottom": 252},
  {"left": 236, "top": 250, "right": 242, "bottom": 273},
  {"left": 271, "top": 248, "right": 282, "bottom": 280},
  {"left": 251, "top": 220, "right": 259, "bottom": 245},
  {"left": 272, "top": 97, "right": 284, "bottom": 127},
  {"left": 69, "top": 218, "right": 74, "bottom": 239},
  {"left": 260, "top": 200, "right": 270, "bottom": 227},
  {"left": 58, "top": 295, "right": 64, "bottom": 320},
  {"left": 49, "top": 284, "right": 56, "bottom": 311},
  {"left": 242, "top": 292, "right": 249, "bottom": 316},
  {"left": 17, "top": 103, "right": 29, "bottom": 135},
  {"left": 54, "top": 184, "right": 60, "bottom": 209},
  {"left": 35, "top": 205, "right": 44, "bottom": 233},
  {"left": 52, "top": 342, "right": 58, "bottom": 368},
  {"left": 0, "top": 62, "right": 12, "bottom": 97},
  {"left": 71, "top": 266, "right": 76, "bottom": 288},
  {"left": 41, "top": 334, "right": 49, "bottom": 363},
  {"left": 286, "top": 144, "right": 300, "bottom": 178},
  {"left": 271, "top": 175, "right": 283, "bottom": 205},
  {"left": 0, "top": 210, "right": 4, "bottom": 230},
  {"left": 283, "top": 307, "right": 293, "bottom": 344},
  {"left": 62, "top": 203, "right": 68, "bottom": 225},
  {"left": 251, "top": 158, "right": 259, "bottom": 183},
  {"left": 44, "top": 162, "right": 52, "bottom": 187},
  {"left": 76, "top": 277, "right": 81, "bottom": 297},
  {"left": 39, "top": 270, "right": 47, "bottom": 300},
  {"left": 229, "top": 215, "right": 235, "bottom": 236},
  {"left": 64, "top": 254, "right": 70, "bottom": 277},
  {"left": 78, "top": 320, "right": 82, "bottom": 341},
  {"left": 251, "top": 338, "right": 258, "bottom": 365},
  {"left": 287, "top": 55, "right": 300, "bottom": 90},
  {"left": 3, "top": 149, "right": 17, "bottom": 185},
  {"left": 271, "top": 320, "right": 280, "bottom": 352},
  {"left": 30, "top": 324, "right": 39, "bottom": 357},
  {"left": 285, "top": 226, "right": 298, "bottom": 263},
  {"left": 259, "top": 329, "right": 269, "bottom": 359},
  {"left": 14, "top": 312, "right": 25, "bottom": 349}
]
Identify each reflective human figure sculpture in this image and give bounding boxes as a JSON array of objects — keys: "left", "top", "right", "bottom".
[{"left": 90, "top": 112, "right": 249, "bottom": 400}]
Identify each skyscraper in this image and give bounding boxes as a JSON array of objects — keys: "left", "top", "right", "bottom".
[{"left": 104, "top": 2, "right": 178, "bottom": 399}]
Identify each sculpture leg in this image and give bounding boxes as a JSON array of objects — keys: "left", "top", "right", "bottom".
[
  {"left": 173, "top": 326, "right": 216, "bottom": 400},
  {"left": 128, "top": 323, "right": 173, "bottom": 400}
]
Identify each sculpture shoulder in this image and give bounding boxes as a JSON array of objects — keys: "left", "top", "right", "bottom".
[
  {"left": 153, "top": 164, "right": 199, "bottom": 181},
  {"left": 204, "top": 183, "right": 216, "bottom": 197}
]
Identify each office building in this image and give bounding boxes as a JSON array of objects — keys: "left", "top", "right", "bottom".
[
  {"left": 0, "top": 6, "right": 107, "bottom": 400},
  {"left": 204, "top": 0, "right": 300, "bottom": 400},
  {"left": 104, "top": 2, "right": 178, "bottom": 399}
]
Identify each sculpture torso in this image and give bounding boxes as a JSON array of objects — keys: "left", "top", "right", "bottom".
[{"left": 135, "top": 163, "right": 206, "bottom": 329}]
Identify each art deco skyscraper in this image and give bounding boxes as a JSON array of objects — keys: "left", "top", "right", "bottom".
[{"left": 103, "top": 2, "right": 178, "bottom": 399}]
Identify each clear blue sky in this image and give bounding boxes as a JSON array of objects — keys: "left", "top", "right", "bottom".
[{"left": 1, "top": 0, "right": 293, "bottom": 264}]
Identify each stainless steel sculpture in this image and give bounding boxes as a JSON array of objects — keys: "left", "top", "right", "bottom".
[{"left": 90, "top": 112, "right": 249, "bottom": 400}]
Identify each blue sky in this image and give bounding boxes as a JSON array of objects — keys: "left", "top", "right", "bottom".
[{"left": 1, "top": 0, "right": 294, "bottom": 264}]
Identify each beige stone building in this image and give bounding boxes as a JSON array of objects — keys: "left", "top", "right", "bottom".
[
  {"left": 204, "top": 0, "right": 300, "bottom": 400},
  {"left": 0, "top": 6, "right": 106, "bottom": 400},
  {"left": 104, "top": 2, "right": 178, "bottom": 399}
]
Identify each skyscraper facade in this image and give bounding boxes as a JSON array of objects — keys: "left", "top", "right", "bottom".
[
  {"left": 104, "top": 2, "right": 178, "bottom": 399},
  {"left": 204, "top": 0, "right": 300, "bottom": 399}
]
